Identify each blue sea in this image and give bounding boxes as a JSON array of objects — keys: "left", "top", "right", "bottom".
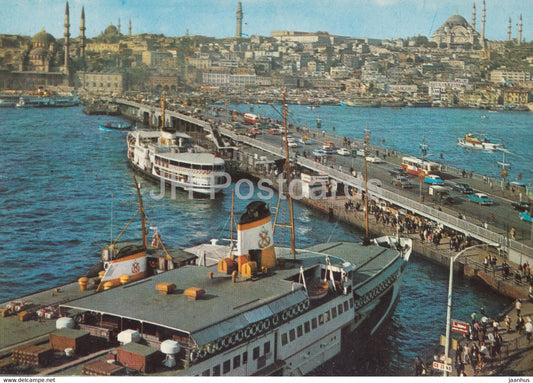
[{"left": 0, "top": 105, "right": 514, "bottom": 375}]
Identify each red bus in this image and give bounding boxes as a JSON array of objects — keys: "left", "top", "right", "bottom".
[{"left": 401, "top": 156, "right": 440, "bottom": 177}]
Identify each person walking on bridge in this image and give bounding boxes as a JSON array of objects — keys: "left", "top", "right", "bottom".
[{"left": 516, "top": 299, "right": 522, "bottom": 317}]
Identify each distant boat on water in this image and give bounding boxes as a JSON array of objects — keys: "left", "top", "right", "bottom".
[
  {"left": 457, "top": 132, "right": 504, "bottom": 150},
  {"left": 341, "top": 99, "right": 381, "bottom": 108},
  {"left": 99, "top": 122, "right": 132, "bottom": 131}
]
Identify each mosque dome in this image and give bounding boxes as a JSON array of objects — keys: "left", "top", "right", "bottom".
[
  {"left": 104, "top": 24, "right": 119, "bottom": 36},
  {"left": 442, "top": 15, "right": 470, "bottom": 28},
  {"left": 31, "top": 29, "right": 56, "bottom": 45}
]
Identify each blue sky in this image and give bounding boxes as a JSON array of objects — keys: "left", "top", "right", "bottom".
[{"left": 0, "top": 0, "right": 529, "bottom": 41}]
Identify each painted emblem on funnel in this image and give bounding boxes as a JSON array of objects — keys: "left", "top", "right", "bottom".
[
  {"left": 258, "top": 227, "right": 271, "bottom": 248},
  {"left": 131, "top": 261, "right": 140, "bottom": 274}
]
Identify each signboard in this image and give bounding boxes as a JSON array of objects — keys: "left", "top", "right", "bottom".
[
  {"left": 433, "top": 361, "right": 452, "bottom": 372},
  {"left": 440, "top": 335, "right": 457, "bottom": 349},
  {"left": 452, "top": 320, "right": 470, "bottom": 335}
]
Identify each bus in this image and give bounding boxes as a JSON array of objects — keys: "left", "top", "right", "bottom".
[{"left": 401, "top": 156, "right": 440, "bottom": 177}]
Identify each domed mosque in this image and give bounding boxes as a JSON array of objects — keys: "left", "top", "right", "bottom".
[
  {"left": 430, "top": 13, "right": 481, "bottom": 49},
  {"left": 23, "top": 28, "right": 58, "bottom": 72}
]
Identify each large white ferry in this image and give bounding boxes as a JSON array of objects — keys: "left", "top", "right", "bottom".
[
  {"left": 127, "top": 129, "right": 226, "bottom": 195},
  {"left": 15, "top": 95, "right": 79, "bottom": 108},
  {"left": 53, "top": 199, "right": 411, "bottom": 376}
]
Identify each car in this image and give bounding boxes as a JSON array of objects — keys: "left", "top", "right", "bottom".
[
  {"left": 283, "top": 135, "right": 294, "bottom": 142},
  {"left": 337, "top": 148, "right": 351, "bottom": 156},
  {"left": 512, "top": 200, "right": 532, "bottom": 212},
  {"left": 519, "top": 211, "right": 532, "bottom": 222},
  {"left": 451, "top": 182, "right": 474, "bottom": 194},
  {"left": 267, "top": 128, "right": 282, "bottom": 135},
  {"left": 468, "top": 192, "right": 493, "bottom": 205},
  {"left": 249, "top": 127, "right": 262, "bottom": 134},
  {"left": 287, "top": 141, "right": 299, "bottom": 148},
  {"left": 424, "top": 174, "right": 444, "bottom": 184},
  {"left": 312, "top": 149, "right": 328, "bottom": 157},
  {"left": 391, "top": 176, "right": 413, "bottom": 189},
  {"left": 389, "top": 168, "right": 407, "bottom": 177},
  {"left": 321, "top": 146, "right": 335, "bottom": 154},
  {"left": 366, "top": 156, "right": 382, "bottom": 163}
]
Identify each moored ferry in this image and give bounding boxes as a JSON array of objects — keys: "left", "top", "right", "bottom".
[
  {"left": 127, "top": 129, "right": 226, "bottom": 195},
  {"left": 9, "top": 199, "right": 411, "bottom": 376}
]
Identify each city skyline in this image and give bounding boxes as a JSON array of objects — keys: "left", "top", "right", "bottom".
[{"left": 0, "top": 0, "right": 529, "bottom": 42}]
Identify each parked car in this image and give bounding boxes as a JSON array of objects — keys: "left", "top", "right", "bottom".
[
  {"left": 519, "top": 211, "right": 532, "bottom": 222},
  {"left": 468, "top": 192, "right": 493, "bottom": 205},
  {"left": 267, "top": 128, "right": 282, "bottom": 135},
  {"left": 337, "top": 148, "right": 351, "bottom": 156},
  {"left": 451, "top": 182, "right": 474, "bottom": 194},
  {"left": 391, "top": 176, "right": 413, "bottom": 189},
  {"left": 249, "top": 127, "right": 262, "bottom": 134},
  {"left": 512, "top": 200, "right": 532, "bottom": 212},
  {"left": 424, "top": 175, "right": 444, "bottom": 184}
]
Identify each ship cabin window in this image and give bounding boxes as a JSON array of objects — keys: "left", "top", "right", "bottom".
[
  {"left": 332, "top": 307, "right": 337, "bottom": 319},
  {"left": 349, "top": 298, "right": 354, "bottom": 308},
  {"left": 213, "top": 365, "right": 220, "bottom": 376},
  {"left": 223, "top": 360, "right": 231, "bottom": 374},
  {"left": 233, "top": 355, "right": 241, "bottom": 369},
  {"left": 201, "top": 370, "right": 210, "bottom": 376},
  {"left": 304, "top": 321, "right": 311, "bottom": 334},
  {"left": 344, "top": 301, "right": 349, "bottom": 311},
  {"left": 338, "top": 304, "right": 343, "bottom": 315},
  {"left": 324, "top": 311, "right": 330, "bottom": 322},
  {"left": 289, "top": 329, "right": 296, "bottom": 342},
  {"left": 253, "top": 346, "right": 260, "bottom": 360},
  {"left": 264, "top": 341, "right": 271, "bottom": 354},
  {"left": 281, "top": 333, "right": 288, "bottom": 346},
  {"left": 297, "top": 325, "right": 303, "bottom": 337},
  {"left": 243, "top": 351, "right": 248, "bottom": 365},
  {"left": 311, "top": 318, "right": 318, "bottom": 329},
  {"left": 318, "top": 314, "right": 324, "bottom": 326}
]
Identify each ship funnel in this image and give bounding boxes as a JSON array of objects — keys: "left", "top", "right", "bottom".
[{"left": 237, "top": 201, "right": 276, "bottom": 271}]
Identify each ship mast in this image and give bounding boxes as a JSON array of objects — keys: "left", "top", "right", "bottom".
[
  {"left": 363, "top": 127, "right": 370, "bottom": 240},
  {"left": 134, "top": 175, "right": 148, "bottom": 247},
  {"left": 272, "top": 91, "right": 296, "bottom": 257},
  {"left": 161, "top": 91, "right": 166, "bottom": 131}
]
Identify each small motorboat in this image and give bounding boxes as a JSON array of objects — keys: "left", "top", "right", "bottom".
[{"left": 99, "top": 122, "right": 132, "bottom": 131}]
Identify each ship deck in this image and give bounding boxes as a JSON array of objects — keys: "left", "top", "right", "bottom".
[{"left": 59, "top": 242, "right": 399, "bottom": 345}]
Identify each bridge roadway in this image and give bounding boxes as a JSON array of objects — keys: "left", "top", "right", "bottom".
[{"left": 112, "top": 98, "right": 532, "bottom": 262}]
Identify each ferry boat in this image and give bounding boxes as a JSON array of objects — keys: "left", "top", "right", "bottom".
[
  {"left": 15, "top": 95, "right": 79, "bottom": 108},
  {"left": 127, "top": 129, "right": 226, "bottom": 195},
  {"left": 127, "top": 98, "right": 226, "bottom": 196},
  {"left": 457, "top": 132, "right": 503, "bottom": 150}
]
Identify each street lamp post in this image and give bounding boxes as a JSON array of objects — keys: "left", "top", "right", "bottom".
[
  {"left": 363, "top": 128, "right": 371, "bottom": 239},
  {"left": 443, "top": 243, "right": 487, "bottom": 376}
]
